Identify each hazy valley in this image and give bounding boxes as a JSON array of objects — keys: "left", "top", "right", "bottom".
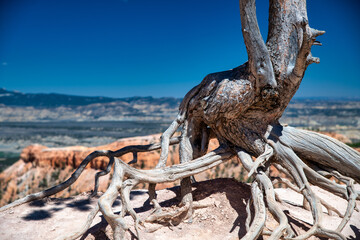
[{"left": 1, "top": 88, "right": 360, "bottom": 170}]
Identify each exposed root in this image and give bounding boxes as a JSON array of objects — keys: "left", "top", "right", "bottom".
[
  {"left": 259, "top": 172, "right": 295, "bottom": 239},
  {"left": 98, "top": 159, "right": 129, "bottom": 240},
  {"left": 178, "top": 119, "right": 195, "bottom": 221},
  {"left": 270, "top": 139, "right": 348, "bottom": 240},
  {"left": 2, "top": 142, "right": 233, "bottom": 239},
  {"left": 247, "top": 143, "right": 273, "bottom": 177},
  {"left": 0, "top": 150, "right": 113, "bottom": 212},
  {"left": 0, "top": 138, "right": 180, "bottom": 212},
  {"left": 271, "top": 125, "right": 360, "bottom": 183},
  {"left": 245, "top": 197, "right": 252, "bottom": 232},
  {"left": 2, "top": 120, "right": 358, "bottom": 240},
  {"left": 156, "top": 82, "right": 203, "bottom": 169},
  {"left": 95, "top": 148, "right": 233, "bottom": 239},
  {"left": 237, "top": 149, "right": 295, "bottom": 240},
  {"left": 156, "top": 116, "right": 183, "bottom": 168},
  {"left": 241, "top": 181, "right": 266, "bottom": 240},
  {"left": 91, "top": 156, "right": 115, "bottom": 197},
  {"left": 271, "top": 176, "right": 344, "bottom": 217},
  {"left": 237, "top": 124, "right": 360, "bottom": 240},
  {"left": 1, "top": 92, "right": 359, "bottom": 240},
  {"left": 143, "top": 84, "right": 204, "bottom": 221},
  {"left": 330, "top": 171, "right": 358, "bottom": 232}
]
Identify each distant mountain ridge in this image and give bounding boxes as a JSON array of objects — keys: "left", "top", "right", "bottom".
[
  {"left": 0, "top": 88, "right": 182, "bottom": 122},
  {"left": 1, "top": 88, "right": 360, "bottom": 143},
  {"left": 0, "top": 88, "right": 181, "bottom": 108}
]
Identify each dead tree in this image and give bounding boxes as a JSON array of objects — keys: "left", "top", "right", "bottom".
[{"left": 1, "top": 0, "right": 360, "bottom": 239}]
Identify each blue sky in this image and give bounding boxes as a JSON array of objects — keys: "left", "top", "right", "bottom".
[{"left": 1, "top": 0, "right": 359, "bottom": 98}]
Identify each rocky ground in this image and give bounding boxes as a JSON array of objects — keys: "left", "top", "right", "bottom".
[{"left": 0, "top": 178, "right": 359, "bottom": 240}]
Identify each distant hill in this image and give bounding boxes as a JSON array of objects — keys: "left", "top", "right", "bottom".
[
  {"left": 0, "top": 88, "right": 181, "bottom": 108},
  {"left": 0, "top": 88, "right": 182, "bottom": 122},
  {"left": 1, "top": 88, "right": 360, "bottom": 142}
]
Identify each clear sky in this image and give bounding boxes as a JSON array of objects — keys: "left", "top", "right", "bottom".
[{"left": 1, "top": 0, "right": 359, "bottom": 98}]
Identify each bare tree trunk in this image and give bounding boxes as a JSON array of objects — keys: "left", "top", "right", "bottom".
[{"left": 1, "top": 0, "right": 359, "bottom": 240}]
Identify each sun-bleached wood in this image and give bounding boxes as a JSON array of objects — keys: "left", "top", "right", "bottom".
[{"left": 1, "top": 0, "right": 359, "bottom": 239}]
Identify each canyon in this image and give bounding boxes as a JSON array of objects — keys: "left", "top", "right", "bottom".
[{"left": 1, "top": 131, "right": 357, "bottom": 208}]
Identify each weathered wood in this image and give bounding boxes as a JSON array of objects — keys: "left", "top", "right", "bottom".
[
  {"left": 1, "top": 0, "right": 359, "bottom": 239},
  {"left": 240, "top": 0, "right": 276, "bottom": 90}
]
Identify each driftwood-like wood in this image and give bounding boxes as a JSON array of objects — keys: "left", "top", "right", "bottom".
[{"left": 1, "top": 0, "right": 359, "bottom": 239}]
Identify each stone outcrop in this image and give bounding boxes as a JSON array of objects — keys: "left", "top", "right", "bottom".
[{"left": 19, "top": 135, "right": 165, "bottom": 170}]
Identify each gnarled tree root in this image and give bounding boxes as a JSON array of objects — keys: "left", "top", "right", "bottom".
[
  {"left": 81, "top": 148, "right": 234, "bottom": 240},
  {"left": 1, "top": 123, "right": 359, "bottom": 240},
  {"left": 0, "top": 137, "right": 181, "bottom": 212},
  {"left": 1, "top": 143, "right": 234, "bottom": 239}
]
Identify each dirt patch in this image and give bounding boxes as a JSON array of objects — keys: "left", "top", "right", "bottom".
[{"left": 0, "top": 178, "right": 359, "bottom": 240}]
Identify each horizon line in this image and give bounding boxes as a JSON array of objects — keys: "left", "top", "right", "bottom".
[{"left": 1, "top": 87, "right": 360, "bottom": 101}]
